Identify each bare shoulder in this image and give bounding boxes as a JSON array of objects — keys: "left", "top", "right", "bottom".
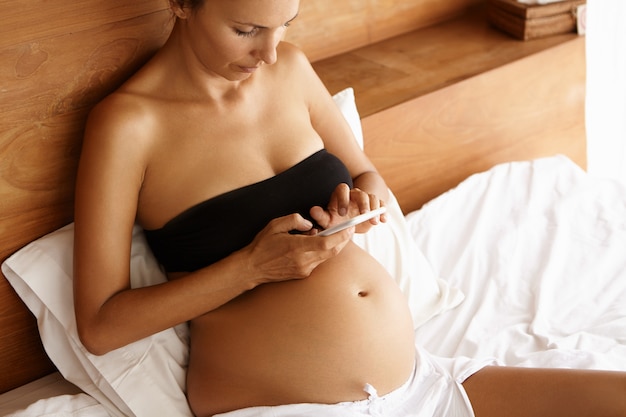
[
  {"left": 77, "top": 90, "right": 160, "bottom": 209},
  {"left": 82, "top": 89, "right": 159, "bottom": 167},
  {"left": 86, "top": 90, "right": 152, "bottom": 143},
  {"left": 276, "top": 41, "right": 311, "bottom": 65},
  {"left": 270, "top": 42, "right": 328, "bottom": 101},
  {"left": 272, "top": 42, "right": 318, "bottom": 81}
]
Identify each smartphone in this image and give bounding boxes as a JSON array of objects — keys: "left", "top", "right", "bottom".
[{"left": 318, "top": 207, "right": 386, "bottom": 236}]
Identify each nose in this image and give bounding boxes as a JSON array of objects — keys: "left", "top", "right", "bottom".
[
  {"left": 255, "top": 29, "right": 283, "bottom": 65},
  {"left": 259, "top": 45, "right": 277, "bottom": 66}
]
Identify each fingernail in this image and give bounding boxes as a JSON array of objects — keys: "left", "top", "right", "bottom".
[{"left": 339, "top": 208, "right": 347, "bottom": 216}]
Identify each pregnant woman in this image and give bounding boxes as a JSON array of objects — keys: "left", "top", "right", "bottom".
[{"left": 73, "top": 0, "right": 626, "bottom": 416}]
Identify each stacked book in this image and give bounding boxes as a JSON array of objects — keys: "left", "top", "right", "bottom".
[{"left": 487, "top": 0, "right": 586, "bottom": 40}]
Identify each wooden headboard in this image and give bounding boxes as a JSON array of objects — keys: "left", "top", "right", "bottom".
[
  {"left": 0, "top": 0, "right": 585, "bottom": 394},
  {"left": 1, "top": 0, "right": 174, "bottom": 392}
]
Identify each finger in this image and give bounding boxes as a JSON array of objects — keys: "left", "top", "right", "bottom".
[
  {"left": 328, "top": 183, "right": 351, "bottom": 216},
  {"left": 350, "top": 188, "right": 371, "bottom": 214},
  {"left": 367, "top": 194, "right": 380, "bottom": 224},
  {"left": 295, "top": 235, "right": 350, "bottom": 276},
  {"left": 368, "top": 194, "right": 380, "bottom": 210},
  {"left": 280, "top": 227, "right": 353, "bottom": 277},
  {"left": 378, "top": 199, "right": 388, "bottom": 223}
]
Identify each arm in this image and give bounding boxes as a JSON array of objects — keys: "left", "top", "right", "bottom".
[
  {"left": 74, "top": 97, "right": 353, "bottom": 355},
  {"left": 73, "top": 97, "right": 253, "bottom": 354},
  {"left": 282, "top": 44, "right": 389, "bottom": 226},
  {"left": 310, "top": 84, "right": 389, "bottom": 203}
]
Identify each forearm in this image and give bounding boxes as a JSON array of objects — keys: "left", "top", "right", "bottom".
[{"left": 77, "top": 250, "right": 254, "bottom": 355}]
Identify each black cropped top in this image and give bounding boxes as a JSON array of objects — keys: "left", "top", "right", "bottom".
[{"left": 143, "top": 149, "right": 353, "bottom": 272}]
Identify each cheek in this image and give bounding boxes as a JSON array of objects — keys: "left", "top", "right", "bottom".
[
  {"left": 219, "top": 38, "right": 249, "bottom": 60},
  {"left": 204, "top": 29, "right": 249, "bottom": 61}
]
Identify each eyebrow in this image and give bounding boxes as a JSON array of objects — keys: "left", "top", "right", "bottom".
[{"left": 234, "top": 12, "right": 299, "bottom": 29}]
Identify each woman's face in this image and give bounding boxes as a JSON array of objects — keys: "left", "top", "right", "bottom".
[{"left": 177, "top": 0, "right": 300, "bottom": 81}]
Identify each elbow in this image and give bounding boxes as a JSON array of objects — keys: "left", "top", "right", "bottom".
[
  {"left": 82, "top": 342, "right": 112, "bottom": 357},
  {"left": 76, "top": 318, "right": 116, "bottom": 356}
]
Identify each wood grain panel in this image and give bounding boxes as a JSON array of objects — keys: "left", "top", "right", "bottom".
[
  {"left": 313, "top": 7, "right": 581, "bottom": 117},
  {"left": 285, "top": 0, "right": 370, "bottom": 62},
  {"left": 0, "top": 13, "right": 172, "bottom": 225},
  {"left": 0, "top": 13, "right": 172, "bottom": 117},
  {"left": 286, "top": 0, "right": 481, "bottom": 61},
  {"left": 0, "top": 282, "right": 55, "bottom": 393},
  {"left": 0, "top": 0, "right": 170, "bottom": 48},
  {"left": 0, "top": 3, "right": 172, "bottom": 394},
  {"left": 362, "top": 37, "right": 586, "bottom": 214},
  {"left": 369, "top": 0, "right": 481, "bottom": 42}
]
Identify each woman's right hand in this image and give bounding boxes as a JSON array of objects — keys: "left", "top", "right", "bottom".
[{"left": 241, "top": 213, "right": 353, "bottom": 285}]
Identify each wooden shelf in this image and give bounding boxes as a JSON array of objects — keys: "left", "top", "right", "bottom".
[
  {"left": 309, "top": 4, "right": 586, "bottom": 213},
  {"left": 312, "top": 5, "right": 580, "bottom": 118}
]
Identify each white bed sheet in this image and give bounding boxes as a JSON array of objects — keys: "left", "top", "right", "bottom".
[{"left": 408, "top": 155, "right": 626, "bottom": 372}]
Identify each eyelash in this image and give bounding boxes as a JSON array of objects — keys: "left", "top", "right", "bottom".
[
  {"left": 235, "top": 22, "right": 291, "bottom": 38},
  {"left": 235, "top": 28, "right": 258, "bottom": 38}
]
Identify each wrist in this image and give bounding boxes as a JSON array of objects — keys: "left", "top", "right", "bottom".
[{"left": 230, "top": 247, "right": 263, "bottom": 291}]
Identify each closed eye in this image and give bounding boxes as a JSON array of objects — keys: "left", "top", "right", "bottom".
[
  {"left": 233, "top": 13, "right": 297, "bottom": 38},
  {"left": 235, "top": 28, "right": 259, "bottom": 37}
]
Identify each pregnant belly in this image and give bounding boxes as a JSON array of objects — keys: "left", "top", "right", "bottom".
[{"left": 186, "top": 243, "right": 416, "bottom": 417}]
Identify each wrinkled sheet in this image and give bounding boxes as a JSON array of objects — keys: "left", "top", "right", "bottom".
[{"left": 408, "top": 155, "right": 626, "bottom": 371}]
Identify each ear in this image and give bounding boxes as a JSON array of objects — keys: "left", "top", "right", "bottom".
[{"left": 169, "top": 0, "right": 189, "bottom": 19}]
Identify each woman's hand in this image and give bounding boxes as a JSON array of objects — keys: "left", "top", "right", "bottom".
[
  {"left": 310, "top": 183, "right": 387, "bottom": 235},
  {"left": 241, "top": 213, "right": 353, "bottom": 285}
]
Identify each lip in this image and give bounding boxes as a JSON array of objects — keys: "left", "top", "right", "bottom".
[{"left": 238, "top": 65, "right": 260, "bottom": 73}]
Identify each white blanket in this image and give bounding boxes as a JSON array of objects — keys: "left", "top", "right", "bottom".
[{"left": 409, "top": 155, "right": 626, "bottom": 372}]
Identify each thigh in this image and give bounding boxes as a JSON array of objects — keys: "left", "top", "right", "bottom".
[{"left": 462, "top": 366, "right": 626, "bottom": 417}]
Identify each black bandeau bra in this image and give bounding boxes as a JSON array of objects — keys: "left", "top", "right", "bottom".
[{"left": 144, "top": 149, "right": 353, "bottom": 272}]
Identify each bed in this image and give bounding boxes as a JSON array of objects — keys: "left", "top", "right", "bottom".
[{"left": 2, "top": 1, "right": 625, "bottom": 416}]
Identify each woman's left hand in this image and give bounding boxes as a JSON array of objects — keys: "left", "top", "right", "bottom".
[{"left": 310, "top": 183, "right": 386, "bottom": 234}]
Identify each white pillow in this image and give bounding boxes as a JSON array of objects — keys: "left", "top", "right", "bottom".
[
  {"left": 1, "top": 88, "right": 462, "bottom": 416},
  {"left": 331, "top": 87, "right": 365, "bottom": 148},
  {"left": 2, "top": 225, "right": 192, "bottom": 417}
]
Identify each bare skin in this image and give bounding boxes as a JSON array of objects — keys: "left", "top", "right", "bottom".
[
  {"left": 73, "top": 0, "right": 626, "bottom": 416},
  {"left": 464, "top": 366, "right": 626, "bottom": 417}
]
